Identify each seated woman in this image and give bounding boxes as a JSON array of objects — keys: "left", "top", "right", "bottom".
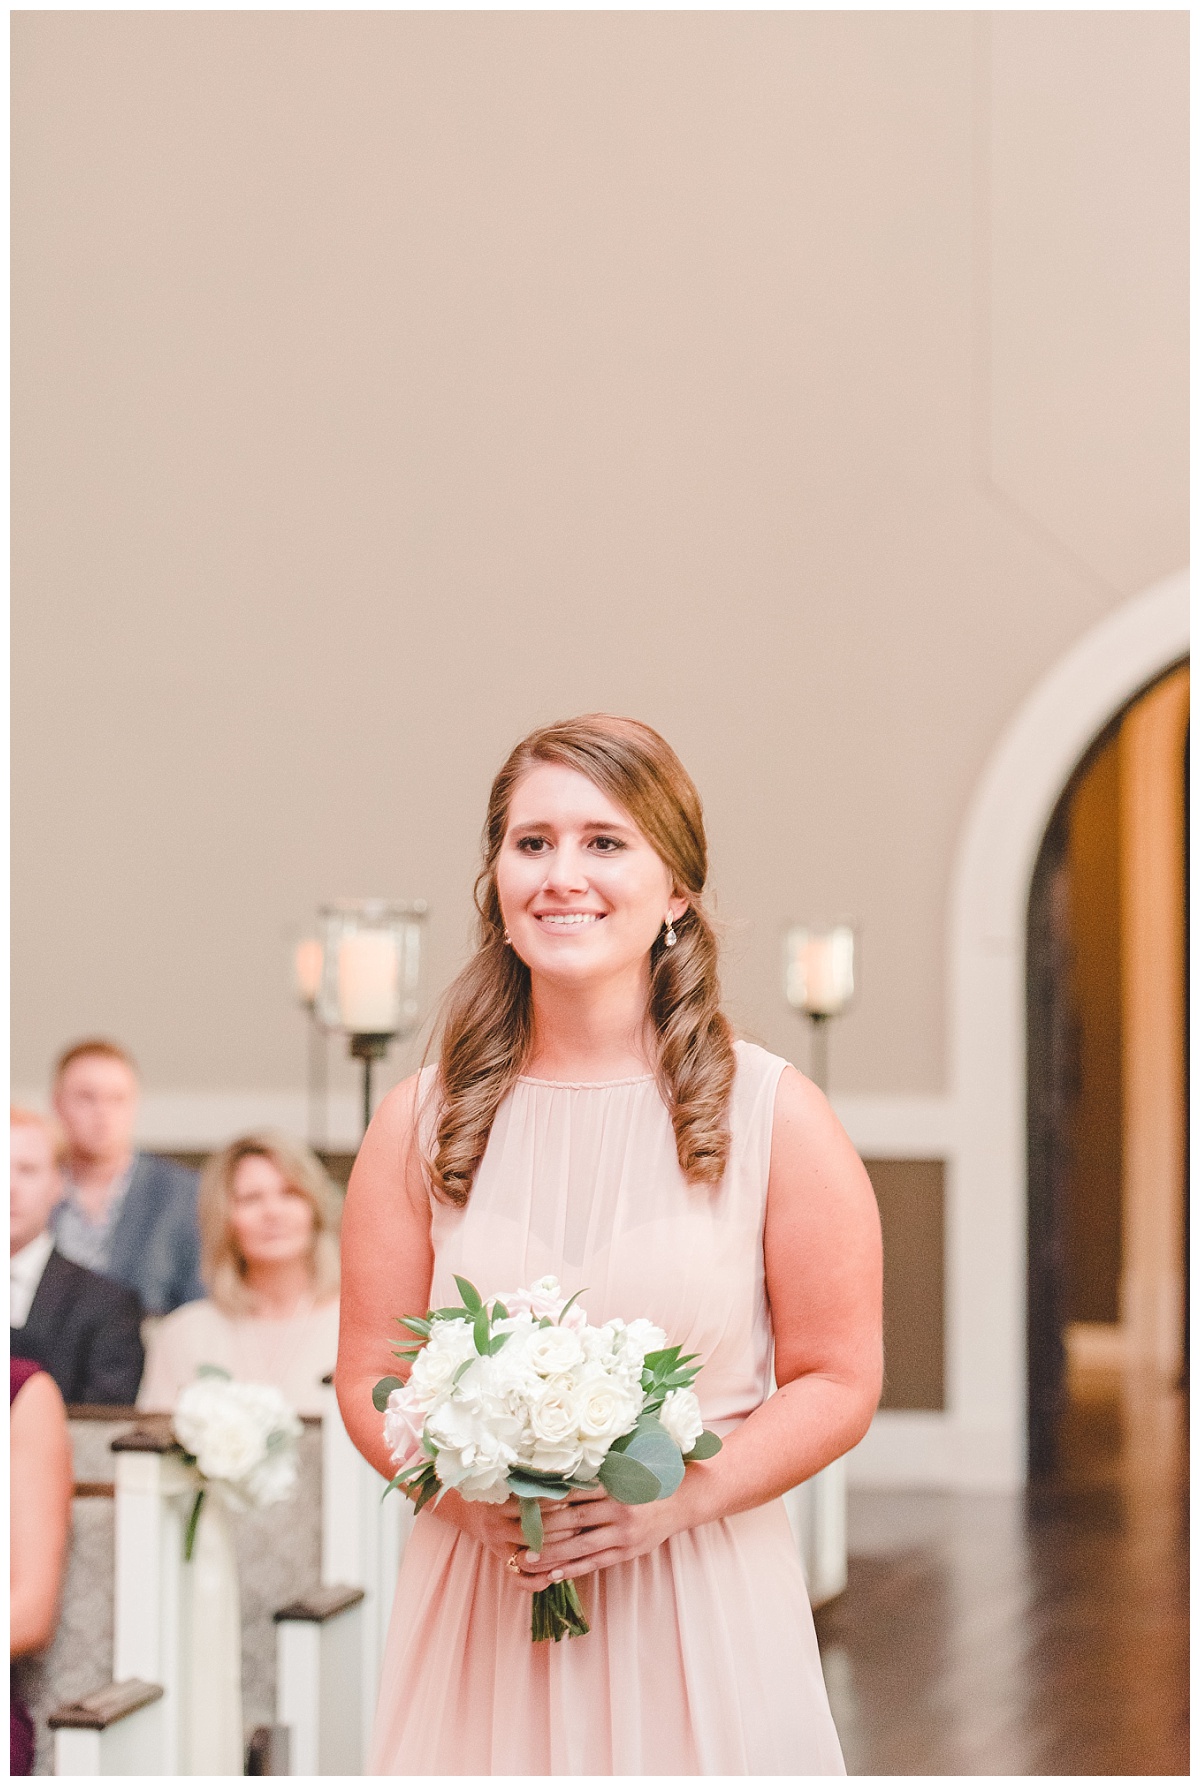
[
  {"left": 11, "top": 1358, "right": 73, "bottom": 1774},
  {"left": 139, "top": 1132, "right": 340, "bottom": 1418}
]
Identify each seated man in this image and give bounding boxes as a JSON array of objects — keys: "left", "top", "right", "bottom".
[
  {"left": 51, "top": 1038, "right": 204, "bottom": 1317},
  {"left": 10, "top": 1107, "right": 145, "bottom": 1405}
]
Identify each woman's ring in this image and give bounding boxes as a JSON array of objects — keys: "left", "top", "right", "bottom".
[{"left": 506, "top": 1552, "right": 522, "bottom": 1574}]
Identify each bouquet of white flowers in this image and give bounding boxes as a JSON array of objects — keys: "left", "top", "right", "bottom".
[
  {"left": 172, "top": 1367, "right": 303, "bottom": 1560},
  {"left": 374, "top": 1275, "right": 722, "bottom": 1642}
]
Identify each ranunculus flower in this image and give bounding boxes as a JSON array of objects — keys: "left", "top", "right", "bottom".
[{"left": 658, "top": 1388, "right": 704, "bottom": 1455}]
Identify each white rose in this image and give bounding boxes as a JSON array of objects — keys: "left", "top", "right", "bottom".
[
  {"left": 530, "top": 1381, "right": 579, "bottom": 1445},
  {"left": 658, "top": 1388, "right": 704, "bottom": 1456},
  {"left": 576, "top": 1374, "right": 640, "bottom": 1471},
  {"left": 525, "top": 1326, "right": 584, "bottom": 1378}
]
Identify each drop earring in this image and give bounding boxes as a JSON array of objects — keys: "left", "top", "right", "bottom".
[
  {"left": 503, "top": 930, "right": 512, "bottom": 944},
  {"left": 664, "top": 914, "right": 677, "bottom": 948}
]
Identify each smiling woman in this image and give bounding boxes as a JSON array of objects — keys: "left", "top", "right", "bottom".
[
  {"left": 335, "top": 713, "right": 882, "bottom": 1776},
  {"left": 433, "top": 715, "right": 738, "bottom": 1209},
  {"left": 138, "top": 1133, "right": 341, "bottom": 1417}
]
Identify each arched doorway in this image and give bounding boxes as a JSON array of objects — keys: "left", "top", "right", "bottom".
[
  {"left": 947, "top": 569, "right": 1188, "bottom": 1488},
  {"left": 1025, "top": 663, "right": 1188, "bottom": 1474}
]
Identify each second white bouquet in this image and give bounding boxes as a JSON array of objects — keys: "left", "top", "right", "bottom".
[
  {"left": 173, "top": 1367, "right": 303, "bottom": 1559},
  {"left": 374, "top": 1275, "right": 721, "bottom": 1642}
]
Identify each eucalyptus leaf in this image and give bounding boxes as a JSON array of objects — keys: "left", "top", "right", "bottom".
[
  {"left": 452, "top": 1358, "right": 475, "bottom": 1385},
  {"left": 507, "top": 1474, "right": 572, "bottom": 1499},
  {"left": 597, "top": 1449, "right": 662, "bottom": 1504},
  {"left": 454, "top": 1275, "right": 483, "bottom": 1313},
  {"left": 491, "top": 1300, "right": 510, "bottom": 1323},
  {"left": 624, "top": 1418, "right": 685, "bottom": 1498},
  {"left": 520, "top": 1497, "right": 544, "bottom": 1551},
  {"left": 398, "top": 1316, "right": 431, "bottom": 1337},
  {"left": 196, "top": 1364, "right": 233, "bottom": 1381},
  {"left": 372, "top": 1376, "right": 403, "bottom": 1411},
  {"left": 472, "top": 1306, "right": 490, "bottom": 1353},
  {"left": 684, "top": 1429, "right": 723, "bottom": 1460}
]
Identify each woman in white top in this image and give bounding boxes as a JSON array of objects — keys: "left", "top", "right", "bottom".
[{"left": 139, "top": 1132, "right": 340, "bottom": 1417}]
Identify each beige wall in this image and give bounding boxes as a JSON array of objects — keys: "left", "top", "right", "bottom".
[{"left": 11, "top": 12, "right": 1188, "bottom": 1111}]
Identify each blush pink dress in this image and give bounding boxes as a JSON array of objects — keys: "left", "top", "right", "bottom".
[{"left": 369, "top": 1039, "right": 846, "bottom": 1775}]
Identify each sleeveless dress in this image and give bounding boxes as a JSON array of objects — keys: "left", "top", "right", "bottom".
[{"left": 369, "top": 1040, "right": 846, "bottom": 1776}]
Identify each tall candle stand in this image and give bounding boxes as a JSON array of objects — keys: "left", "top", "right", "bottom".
[
  {"left": 783, "top": 923, "right": 857, "bottom": 1091},
  {"left": 313, "top": 898, "right": 428, "bottom": 1141}
]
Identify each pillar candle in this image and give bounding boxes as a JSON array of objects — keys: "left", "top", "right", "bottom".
[
  {"left": 294, "top": 939, "right": 324, "bottom": 1005},
  {"left": 338, "top": 931, "right": 400, "bottom": 1034},
  {"left": 786, "top": 926, "right": 855, "bottom": 1016}
]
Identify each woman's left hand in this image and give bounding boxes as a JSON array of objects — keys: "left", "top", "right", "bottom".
[{"left": 511, "top": 1487, "right": 683, "bottom": 1592}]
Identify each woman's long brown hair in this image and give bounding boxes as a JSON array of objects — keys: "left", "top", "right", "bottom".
[{"left": 429, "top": 714, "right": 736, "bottom": 1204}]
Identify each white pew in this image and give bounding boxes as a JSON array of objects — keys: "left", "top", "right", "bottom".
[
  {"left": 273, "top": 1387, "right": 411, "bottom": 1772},
  {"left": 49, "top": 1679, "right": 165, "bottom": 1775},
  {"left": 54, "top": 1418, "right": 246, "bottom": 1775}
]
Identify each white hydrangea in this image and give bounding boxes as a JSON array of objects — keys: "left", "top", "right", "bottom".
[{"left": 173, "top": 1376, "right": 302, "bottom": 1511}]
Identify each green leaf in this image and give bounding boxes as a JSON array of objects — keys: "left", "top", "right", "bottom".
[
  {"left": 413, "top": 1475, "right": 440, "bottom": 1514},
  {"left": 684, "top": 1429, "right": 723, "bottom": 1461},
  {"left": 196, "top": 1363, "right": 232, "bottom": 1381},
  {"left": 452, "top": 1357, "right": 475, "bottom": 1385},
  {"left": 429, "top": 1307, "right": 471, "bottom": 1323},
  {"left": 558, "top": 1288, "right": 587, "bottom": 1321},
  {"left": 519, "top": 1496, "right": 544, "bottom": 1551},
  {"left": 507, "top": 1472, "right": 572, "bottom": 1498},
  {"left": 624, "top": 1418, "right": 685, "bottom": 1498},
  {"left": 472, "top": 1305, "right": 490, "bottom": 1353},
  {"left": 372, "top": 1376, "right": 404, "bottom": 1411},
  {"left": 486, "top": 1328, "right": 511, "bottom": 1356},
  {"left": 490, "top": 1299, "right": 510, "bottom": 1323},
  {"left": 398, "top": 1315, "right": 432, "bottom": 1337},
  {"left": 597, "top": 1449, "right": 662, "bottom": 1504},
  {"left": 454, "top": 1276, "right": 483, "bottom": 1313}
]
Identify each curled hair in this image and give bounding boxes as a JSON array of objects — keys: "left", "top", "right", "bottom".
[
  {"left": 431, "top": 714, "right": 736, "bottom": 1204},
  {"left": 198, "top": 1131, "right": 341, "bottom": 1315}
]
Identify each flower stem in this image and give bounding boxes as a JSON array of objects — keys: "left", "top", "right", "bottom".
[
  {"left": 183, "top": 1487, "right": 205, "bottom": 1562},
  {"left": 530, "top": 1579, "right": 590, "bottom": 1643}
]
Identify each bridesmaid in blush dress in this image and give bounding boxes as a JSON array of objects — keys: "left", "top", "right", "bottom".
[{"left": 336, "top": 715, "right": 882, "bottom": 1776}]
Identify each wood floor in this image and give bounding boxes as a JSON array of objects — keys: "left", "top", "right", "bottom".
[{"left": 814, "top": 1369, "right": 1189, "bottom": 1775}]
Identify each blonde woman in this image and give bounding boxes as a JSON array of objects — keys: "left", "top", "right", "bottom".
[
  {"left": 337, "top": 715, "right": 882, "bottom": 1776},
  {"left": 139, "top": 1133, "right": 340, "bottom": 1417}
]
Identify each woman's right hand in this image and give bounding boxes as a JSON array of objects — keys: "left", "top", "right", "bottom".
[{"left": 429, "top": 1487, "right": 534, "bottom": 1579}]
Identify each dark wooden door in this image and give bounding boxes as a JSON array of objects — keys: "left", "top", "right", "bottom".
[{"left": 1026, "top": 798, "right": 1079, "bottom": 1477}]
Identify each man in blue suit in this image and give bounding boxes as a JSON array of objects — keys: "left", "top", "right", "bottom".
[{"left": 50, "top": 1038, "right": 205, "bottom": 1316}]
